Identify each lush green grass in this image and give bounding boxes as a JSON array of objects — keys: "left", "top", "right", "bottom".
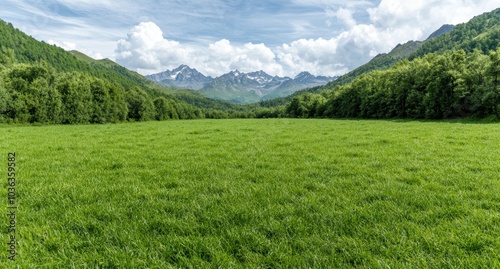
[{"left": 1, "top": 119, "right": 499, "bottom": 268}]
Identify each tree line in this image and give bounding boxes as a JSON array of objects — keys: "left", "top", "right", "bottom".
[
  {"left": 285, "top": 48, "right": 500, "bottom": 119},
  {"left": 0, "top": 49, "right": 258, "bottom": 124}
]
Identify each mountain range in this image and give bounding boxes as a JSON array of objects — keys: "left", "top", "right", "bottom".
[{"left": 146, "top": 67, "right": 337, "bottom": 104}]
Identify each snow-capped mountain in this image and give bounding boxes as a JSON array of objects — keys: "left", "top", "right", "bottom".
[
  {"left": 146, "top": 65, "right": 213, "bottom": 90},
  {"left": 146, "top": 66, "right": 336, "bottom": 104},
  {"left": 200, "top": 70, "right": 336, "bottom": 104},
  {"left": 198, "top": 70, "right": 288, "bottom": 103},
  {"left": 262, "top": 72, "right": 337, "bottom": 101}
]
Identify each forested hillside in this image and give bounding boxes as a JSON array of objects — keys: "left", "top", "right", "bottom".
[
  {"left": 410, "top": 8, "right": 500, "bottom": 59},
  {"left": 0, "top": 20, "right": 255, "bottom": 123},
  {"left": 324, "top": 40, "right": 424, "bottom": 92},
  {"left": 1, "top": 23, "right": 144, "bottom": 91},
  {"left": 283, "top": 8, "right": 500, "bottom": 120},
  {"left": 286, "top": 49, "right": 500, "bottom": 119}
]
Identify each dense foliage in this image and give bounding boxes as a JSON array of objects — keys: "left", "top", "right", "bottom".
[
  {"left": 410, "top": 8, "right": 500, "bottom": 59},
  {"left": 0, "top": 20, "right": 260, "bottom": 123},
  {"left": 0, "top": 20, "right": 158, "bottom": 91},
  {"left": 286, "top": 48, "right": 500, "bottom": 119},
  {"left": 0, "top": 49, "right": 249, "bottom": 123}
]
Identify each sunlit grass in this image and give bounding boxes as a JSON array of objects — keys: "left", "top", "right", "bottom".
[{"left": 1, "top": 119, "right": 499, "bottom": 268}]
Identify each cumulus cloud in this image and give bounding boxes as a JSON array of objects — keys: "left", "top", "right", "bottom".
[
  {"left": 334, "top": 8, "right": 357, "bottom": 28},
  {"left": 203, "top": 40, "right": 283, "bottom": 76},
  {"left": 115, "top": 22, "right": 283, "bottom": 77},
  {"left": 115, "top": 22, "right": 189, "bottom": 71},
  {"left": 115, "top": 1, "right": 500, "bottom": 78},
  {"left": 284, "top": 0, "right": 500, "bottom": 75},
  {"left": 115, "top": 21, "right": 360, "bottom": 77}
]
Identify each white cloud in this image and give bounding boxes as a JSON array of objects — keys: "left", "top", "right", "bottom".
[
  {"left": 115, "top": 22, "right": 283, "bottom": 77},
  {"left": 115, "top": 22, "right": 189, "bottom": 71},
  {"left": 334, "top": 8, "right": 357, "bottom": 28},
  {"left": 203, "top": 40, "right": 283, "bottom": 76},
  {"left": 115, "top": 2, "right": 500, "bottom": 78},
  {"left": 115, "top": 21, "right": 358, "bottom": 77}
]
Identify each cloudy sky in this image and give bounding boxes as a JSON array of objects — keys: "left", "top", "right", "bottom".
[{"left": 1, "top": 1, "right": 498, "bottom": 77}]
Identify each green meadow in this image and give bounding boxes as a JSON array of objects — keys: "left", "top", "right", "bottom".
[{"left": 1, "top": 119, "right": 499, "bottom": 268}]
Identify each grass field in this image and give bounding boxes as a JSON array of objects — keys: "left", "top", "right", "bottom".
[{"left": 1, "top": 119, "right": 499, "bottom": 268}]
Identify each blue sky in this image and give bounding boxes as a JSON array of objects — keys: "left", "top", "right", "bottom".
[{"left": 1, "top": 1, "right": 498, "bottom": 77}]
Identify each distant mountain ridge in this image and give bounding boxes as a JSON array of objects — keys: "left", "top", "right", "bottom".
[
  {"left": 147, "top": 66, "right": 337, "bottom": 104},
  {"left": 427, "top": 24, "right": 455, "bottom": 40},
  {"left": 146, "top": 65, "right": 213, "bottom": 90}
]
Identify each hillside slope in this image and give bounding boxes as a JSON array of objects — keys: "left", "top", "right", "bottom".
[
  {"left": 410, "top": 8, "right": 500, "bottom": 59},
  {"left": 0, "top": 21, "right": 165, "bottom": 93},
  {"left": 326, "top": 40, "right": 424, "bottom": 90}
]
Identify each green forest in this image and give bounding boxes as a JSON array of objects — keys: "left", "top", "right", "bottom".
[
  {"left": 285, "top": 48, "right": 500, "bottom": 119},
  {"left": 0, "top": 53, "right": 203, "bottom": 124}
]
